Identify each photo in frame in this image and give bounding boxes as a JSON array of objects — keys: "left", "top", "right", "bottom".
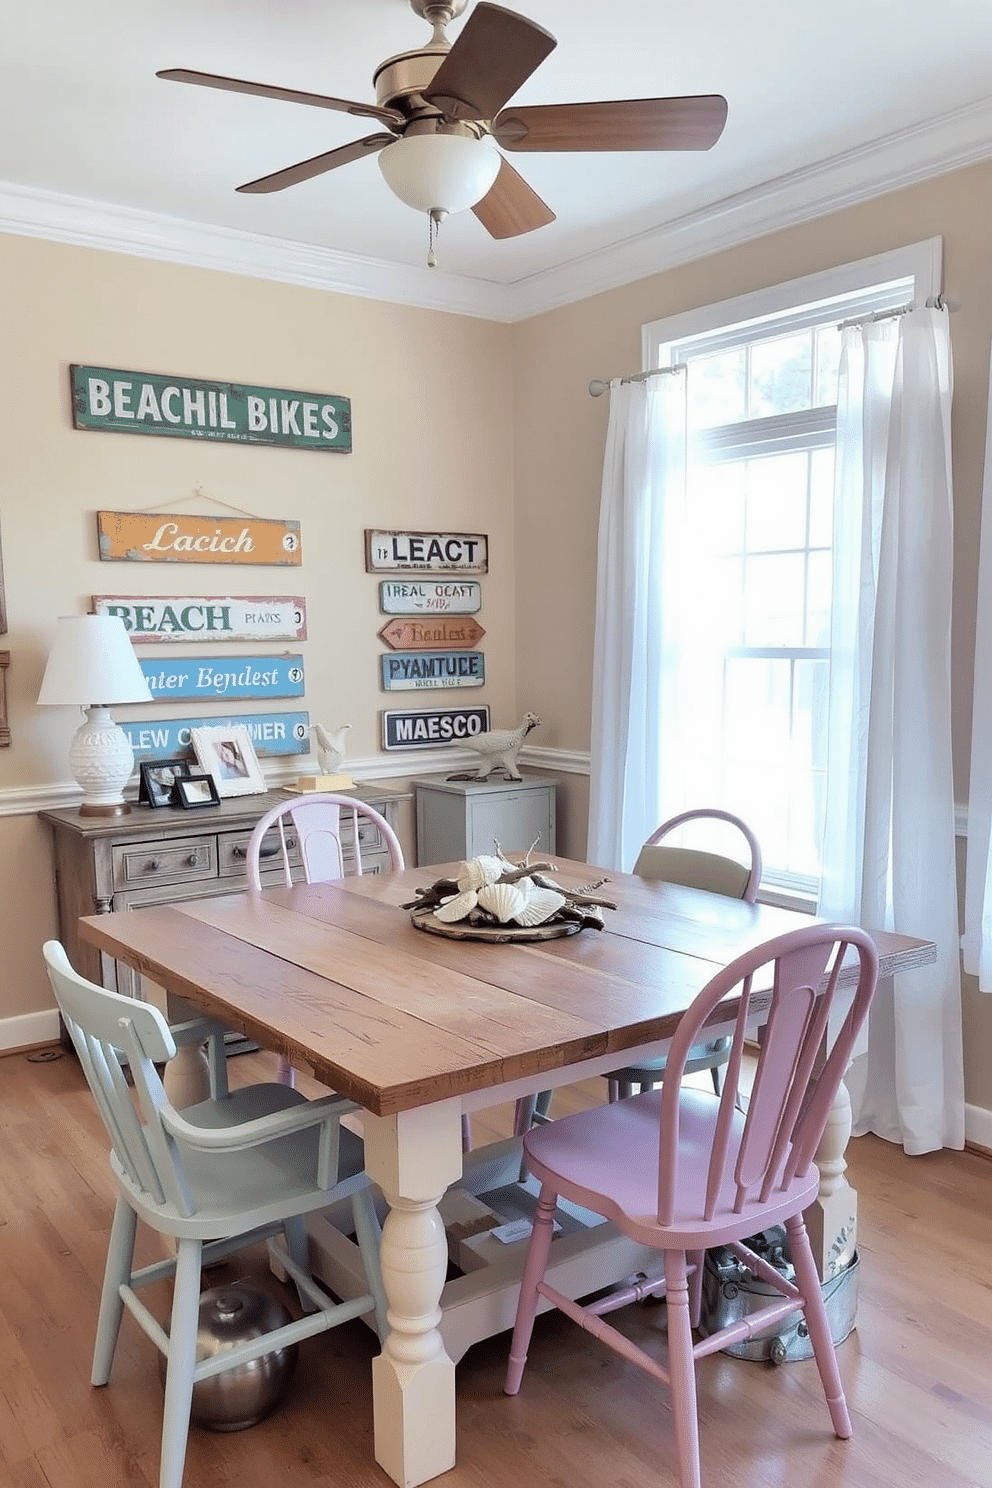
[
  {"left": 138, "top": 757, "right": 190, "bottom": 808},
  {"left": 174, "top": 773, "right": 221, "bottom": 810},
  {"left": 191, "top": 724, "right": 266, "bottom": 798}
]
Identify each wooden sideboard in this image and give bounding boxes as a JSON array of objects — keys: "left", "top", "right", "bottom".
[{"left": 40, "top": 783, "right": 409, "bottom": 1010}]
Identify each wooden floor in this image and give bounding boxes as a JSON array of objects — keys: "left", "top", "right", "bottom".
[{"left": 2, "top": 1041, "right": 991, "bottom": 1488}]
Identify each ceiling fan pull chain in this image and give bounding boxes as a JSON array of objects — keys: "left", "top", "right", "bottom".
[{"left": 427, "top": 207, "right": 443, "bottom": 269}]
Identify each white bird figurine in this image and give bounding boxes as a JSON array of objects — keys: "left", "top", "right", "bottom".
[
  {"left": 450, "top": 711, "right": 541, "bottom": 782},
  {"left": 309, "top": 722, "right": 352, "bottom": 775}
]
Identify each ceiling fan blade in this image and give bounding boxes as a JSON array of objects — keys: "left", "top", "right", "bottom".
[
  {"left": 472, "top": 158, "right": 555, "bottom": 239},
  {"left": 423, "top": 3, "right": 556, "bottom": 122},
  {"left": 157, "top": 68, "right": 404, "bottom": 127},
  {"left": 236, "top": 134, "right": 395, "bottom": 194},
  {"left": 493, "top": 95, "right": 729, "bottom": 152}
]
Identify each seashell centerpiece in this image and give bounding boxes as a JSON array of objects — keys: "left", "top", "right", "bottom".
[{"left": 403, "top": 844, "right": 616, "bottom": 943}]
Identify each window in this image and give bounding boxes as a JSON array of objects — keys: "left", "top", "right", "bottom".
[{"left": 643, "top": 240, "right": 942, "bottom": 898}]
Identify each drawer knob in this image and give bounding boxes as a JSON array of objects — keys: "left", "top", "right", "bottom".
[
  {"left": 148, "top": 858, "right": 163, "bottom": 872},
  {"left": 187, "top": 853, "right": 200, "bottom": 867}
]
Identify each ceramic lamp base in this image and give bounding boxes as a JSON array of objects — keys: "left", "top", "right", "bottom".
[{"left": 69, "top": 705, "right": 134, "bottom": 815}]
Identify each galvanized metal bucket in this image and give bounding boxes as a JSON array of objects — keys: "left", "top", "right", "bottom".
[{"left": 698, "top": 1227, "right": 859, "bottom": 1365}]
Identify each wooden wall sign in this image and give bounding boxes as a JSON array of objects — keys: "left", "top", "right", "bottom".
[
  {"left": 71, "top": 365, "right": 352, "bottom": 453},
  {"left": 379, "top": 617, "right": 484, "bottom": 651},
  {"left": 379, "top": 579, "right": 482, "bottom": 615},
  {"left": 97, "top": 511, "right": 301, "bottom": 566},
  {"left": 380, "top": 651, "right": 485, "bottom": 691},
  {"left": 93, "top": 596, "right": 307, "bottom": 644},
  {"left": 139, "top": 654, "right": 305, "bottom": 702},
  {"left": 120, "top": 710, "right": 309, "bottom": 760},
  {"left": 365, "top": 530, "right": 488, "bottom": 574},
  {"left": 382, "top": 705, "right": 490, "bottom": 750}
]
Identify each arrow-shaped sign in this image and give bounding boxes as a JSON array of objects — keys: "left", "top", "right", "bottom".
[{"left": 379, "top": 616, "right": 486, "bottom": 651}]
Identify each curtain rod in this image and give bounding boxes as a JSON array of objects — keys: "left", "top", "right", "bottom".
[
  {"left": 588, "top": 293, "right": 956, "bottom": 397},
  {"left": 588, "top": 365, "right": 684, "bottom": 398}
]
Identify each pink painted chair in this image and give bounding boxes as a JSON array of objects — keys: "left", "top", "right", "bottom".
[
  {"left": 505, "top": 922, "right": 879, "bottom": 1488},
  {"left": 246, "top": 793, "right": 403, "bottom": 1088}
]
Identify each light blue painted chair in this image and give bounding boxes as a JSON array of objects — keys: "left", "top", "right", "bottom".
[{"left": 44, "top": 940, "right": 387, "bottom": 1488}]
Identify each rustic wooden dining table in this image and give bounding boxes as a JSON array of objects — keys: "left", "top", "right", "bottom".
[{"left": 78, "top": 855, "right": 936, "bottom": 1488}]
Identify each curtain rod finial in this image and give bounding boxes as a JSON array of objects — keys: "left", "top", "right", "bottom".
[{"left": 588, "top": 379, "right": 610, "bottom": 398}]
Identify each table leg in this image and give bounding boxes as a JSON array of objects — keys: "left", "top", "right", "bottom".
[
  {"left": 805, "top": 1077, "right": 857, "bottom": 1281},
  {"left": 362, "top": 1099, "right": 464, "bottom": 1488}
]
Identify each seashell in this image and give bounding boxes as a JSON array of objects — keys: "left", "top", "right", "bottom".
[
  {"left": 456, "top": 855, "right": 505, "bottom": 892},
  {"left": 512, "top": 887, "right": 567, "bottom": 926},
  {"left": 477, "top": 881, "right": 527, "bottom": 923},
  {"left": 433, "top": 889, "right": 479, "bottom": 923}
]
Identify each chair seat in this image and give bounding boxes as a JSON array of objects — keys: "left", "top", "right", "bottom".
[
  {"left": 522, "top": 1087, "right": 819, "bottom": 1252},
  {"left": 113, "top": 1082, "right": 369, "bottom": 1240}
]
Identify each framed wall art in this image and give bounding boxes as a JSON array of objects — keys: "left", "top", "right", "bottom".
[{"left": 191, "top": 724, "right": 266, "bottom": 797}]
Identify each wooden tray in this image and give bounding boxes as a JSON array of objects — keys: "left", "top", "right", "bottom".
[{"left": 410, "top": 910, "right": 582, "bottom": 943}]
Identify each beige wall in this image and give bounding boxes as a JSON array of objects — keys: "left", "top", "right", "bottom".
[
  {"left": 0, "top": 233, "right": 516, "bottom": 1018},
  {"left": 511, "top": 158, "right": 992, "bottom": 1115}
]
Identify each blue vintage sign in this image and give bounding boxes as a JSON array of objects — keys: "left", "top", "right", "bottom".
[
  {"left": 121, "top": 711, "right": 310, "bottom": 759},
  {"left": 139, "top": 655, "right": 305, "bottom": 702},
  {"left": 380, "top": 651, "right": 485, "bottom": 691},
  {"left": 382, "top": 706, "right": 491, "bottom": 750}
]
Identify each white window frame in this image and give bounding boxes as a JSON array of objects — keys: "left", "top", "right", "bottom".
[{"left": 640, "top": 238, "right": 943, "bottom": 905}]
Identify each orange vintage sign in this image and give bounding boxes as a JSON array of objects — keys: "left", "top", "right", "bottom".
[
  {"left": 96, "top": 511, "right": 302, "bottom": 566},
  {"left": 378, "top": 616, "right": 486, "bottom": 651}
]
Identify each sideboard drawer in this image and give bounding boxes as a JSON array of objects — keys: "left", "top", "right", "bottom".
[
  {"left": 112, "top": 836, "right": 218, "bottom": 891},
  {"left": 218, "top": 826, "right": 303, "bottom": 881}
]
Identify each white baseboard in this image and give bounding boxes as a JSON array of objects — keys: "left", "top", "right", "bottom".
[
  {"left": 1, "top": 1008, "right": 60, "bottom": 1053},
  {"left": 965, "top": 1102, "right": 992, "bottom": 1154}
]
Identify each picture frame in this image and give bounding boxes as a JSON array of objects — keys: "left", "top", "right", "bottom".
[
  {"left": 191, "top": 723, "right": 266, "bottom": 798},
  {"left": 174, "top": 773, "right": 221, "bottom": 810},
  {"left": 138, "top": 757, "right": 190, "bottom": 808}
]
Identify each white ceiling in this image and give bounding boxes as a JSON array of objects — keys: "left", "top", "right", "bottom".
[{"left": 3, "top": 0, "right": 992, "bottom": 319}]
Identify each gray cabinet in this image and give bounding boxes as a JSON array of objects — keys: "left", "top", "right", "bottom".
[
  {"left": 41, "top": 784, "right": 407, "bottom": 1010},
  {"left": 414, "top": 773, "right": 557, "bottom": 867}
]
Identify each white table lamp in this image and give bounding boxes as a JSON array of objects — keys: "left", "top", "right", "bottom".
[{"left": 38, "top": 614, "right": 152, "bottom": 816}]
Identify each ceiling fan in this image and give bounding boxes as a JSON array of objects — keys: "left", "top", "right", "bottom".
[{"left": 158, "top": 0, "right": 727, "bottom": 262}]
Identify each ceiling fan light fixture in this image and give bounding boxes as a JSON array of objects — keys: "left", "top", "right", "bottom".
[{"left": 378, "top": 131, "right": 499, "bottom": 216}]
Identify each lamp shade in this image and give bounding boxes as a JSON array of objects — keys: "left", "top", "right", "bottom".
[
  {"left": 38, "top": 615, "right": 152, "bottom": 707},
  {"left": 378, "top": 132, "right": 500, "bottom": 215}
]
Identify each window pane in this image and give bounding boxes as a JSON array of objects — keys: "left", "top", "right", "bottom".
[
  {"left": 748, "top": 332, "right": 813, "bottom": 418},
  {"left": 688, "top": 460, "right": 745, "bottom": 553},
  {"left": 814, "top": 325, "right": 842, "bottom": 405},
  {"left": 743, "top": 553, "right": 805, "bottom": 646},
  {"left": 806, "top": 551, "right": 832, "bottom": 646},
  {"left": 809, "top": 447, "right": 834, "bottom": 548},
  {"left": 687, "top": 347, "right": 746, "bottom": 429},
  {"left": 745, "top": 452, "right": 809, "bottom": 552}
]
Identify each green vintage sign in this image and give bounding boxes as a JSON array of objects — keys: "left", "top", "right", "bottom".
[{"left": 70, "top": 365, "right": 351, "bottom": 452}]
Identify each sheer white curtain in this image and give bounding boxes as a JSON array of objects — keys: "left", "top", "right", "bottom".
[
  {"left": 588, "top": 374, "right": 687, "bottom": 870},
  {"left": 819, "top": 307, "right": 964, "bottom": 1154},
  {"left": 961, "top": 342, "right": 992, "bottom": 990}
]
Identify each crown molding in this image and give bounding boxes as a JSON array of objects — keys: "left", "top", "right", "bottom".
[
  {"left": 1, "top": 94, "right": 991, "bottom": 324},
  {"left": 504, "top": 95, "right": 992, "bottom": 319}
]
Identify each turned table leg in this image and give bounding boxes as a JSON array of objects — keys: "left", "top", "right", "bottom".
[
  {"left": 363, "top": 1099, "right": 464, "bottom": 1488},
  {"left": 805, "top": 1076, "right": 858, "bottom": 1281}
]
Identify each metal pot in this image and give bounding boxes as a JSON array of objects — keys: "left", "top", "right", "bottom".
[{"left": 159, "top": 1281, "right": 298, "bottom": 1431}]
